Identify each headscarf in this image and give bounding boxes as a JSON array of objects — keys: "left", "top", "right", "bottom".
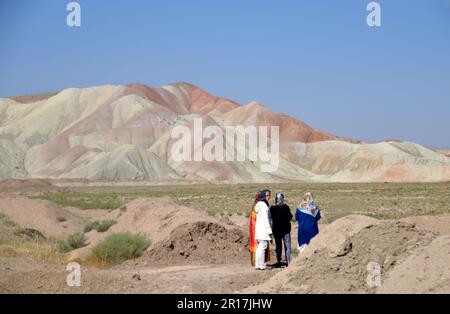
[
  {"left": 298, "top": 192, "right": 319, "bottom": 217},
  {"left": 254, "top": 191, "right": 262, "bottom": 203},
  {"left": 275, "top": 192, "right": 284, "bottom": 205},
  {"left": 300, "top": 192, "right": 313, "bottom": 208},
  {"left": 255, "top": 189, "right": 270, "bottom": 206}
]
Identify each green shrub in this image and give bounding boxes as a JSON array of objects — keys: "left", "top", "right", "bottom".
[
  {"left": 84, "top": 220, "right": 117, "bottom": 233},
  {"left": 84, "top": 221, "right": 100, "bottom": 233},
  {"left": 96, "top": 220, "right": 117, "bottom": 232},
  {"left": 56, "top": 239, "right": 71, "bottom": 253},
  {"left": 55, "top": 232, "right": 88, "bottom": 253},
  {"left": 91, "top": 233, "right": 150, "bottom": 266},
  {"left": 67, "top": 233, "right": 87, "bottom": 249},
  {"left": 14, "top": 228, "right": 46, "bottom": 240}
]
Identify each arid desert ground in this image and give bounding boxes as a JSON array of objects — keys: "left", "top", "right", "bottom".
[{"left": 0, "top": 179, "right": 449, "bottom": 293}]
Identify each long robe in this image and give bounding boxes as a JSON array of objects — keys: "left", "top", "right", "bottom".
[
  {"left": 249, "top": 208, "right": 270, "bottom": 266},
  {"left": 249, "top": 209, "right": 257, "bottom": 266},
  {"left": 295, "top": 207, "right": 321, "bottom": 246}
]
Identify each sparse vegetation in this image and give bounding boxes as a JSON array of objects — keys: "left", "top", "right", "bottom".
[
  {"left": 67, "top": 233, "right": 87, "bottom": 249},
  {"left": 0, "top": 238, "right": 61, "bottom": 262},
  {"left": 84, "top": 221, "right": 99, "bottom": 233},
  {"left": 0, "top": 224, "right": 62, "bottom": 262},
  {"left": 14, "top": 228, "right": 46, "bottom": 241},
  {"left": 56, "top": 233, "right": 87, "bottom": 253},
  {"left": 32, "top": 182, "right": 450, "bottom": 222},
  {"left": 84, "top": 220, "right": 117, "bottom": 233},
  {"left": 33, "top": 190, "right": 124, "bottom": 210},
  {"left": 56, "top": 239, "right": 72, "bottom": 253},
  {"left": 0, "top": 213, "right": 18, "bottom": 228},
  {"left": 90, "top": 233, "right": 150, "bottom": 266},
  {"left": 56, "top": 216, "right": 67, "bottom": 222}
]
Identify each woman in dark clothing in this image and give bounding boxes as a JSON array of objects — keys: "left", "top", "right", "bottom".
[{"left": 269, "top": 192, "right": 293, "bottom": 267}]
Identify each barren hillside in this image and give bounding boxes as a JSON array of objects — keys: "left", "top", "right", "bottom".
[{"left": 1, "top": 83, "right": 449, "bottom": 183}]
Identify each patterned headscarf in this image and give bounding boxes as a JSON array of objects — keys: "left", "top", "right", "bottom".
[
  {"left": 254, "top": 191, "right": 262, "bottom": 203},
  {"left": 255, "top": 189, "right": 270, "bottom": 205},
  {"left": 300, "top": 192, "right": 314, "bottom": 209},
  {"left": 275, "top": 192, "right": 284, "bottom": 205},
  {"left": 298, "top": 192, "right": 319, "bottom": 216}
]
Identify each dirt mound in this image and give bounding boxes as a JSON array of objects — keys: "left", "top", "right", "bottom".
[
  {"left": 286, "top": 221, "right": 434, "bottom": 293},
  {"left": 69, "top": 197, "right": 246, "bottom": 263},
  {"left": 0, "top": 195, "right": 85, "bottom": 238},
  {"left": 0, "top": 179, "right": 53, "bottom": 190},
  {"left": 401, "top": 213, "right": 450, "bottom": 236},
  {"left": 378, "top": 235, "right": 450, "bottom": 293},
  {"left": 109, "top": 197, "right": 222, "bottom": 244},
  {"left": 140, "top": 221, "right": 248, "bottom": 266},
  {"left": 245, "top": 215, "right": 444, "bottom": 293}
]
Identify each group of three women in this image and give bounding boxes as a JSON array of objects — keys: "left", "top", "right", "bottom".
[{"left": 249, "top": 189, "right": 321, "bottom": 270}]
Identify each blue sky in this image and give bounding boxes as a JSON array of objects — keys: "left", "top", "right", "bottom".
[{"left": 0, "top": 0, "right": 449, "bottom": 148}]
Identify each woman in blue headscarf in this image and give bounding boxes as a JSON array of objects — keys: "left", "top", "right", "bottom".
[{"left": 295, "top": 192, "right": 321, "bottom": 253}]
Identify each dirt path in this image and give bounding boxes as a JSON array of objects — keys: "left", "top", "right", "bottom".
[{"left": 0, "top": 256, "right": 277, "bottom": 293}]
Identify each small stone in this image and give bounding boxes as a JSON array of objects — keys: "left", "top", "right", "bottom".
[
  {"left": 330, "top": 239, "right": 352, "bottom": 258},
  {"left": 132, "top": 272, "right": 141, "bottom": 281}
]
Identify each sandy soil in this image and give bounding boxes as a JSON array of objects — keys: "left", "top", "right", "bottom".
[
  {"left": 0, "top": 194, "right": 278, "bottom": 293},
  {"left": 0, "top": 189, "right": 449, "bottom": 294},
  {"left": 0, "top": 192, "right": 278, "bottom": 293},
  {"left": 244, "top": 215, "right": 450, "bottom": 294},
  {"left": 0, "top": 179, "right": 53, "bottom": 190},
  {"left": 0, "top": 256, "right": 276, "bottom": 293},
  {"left": 64, "top": 197, "right": 248, "bottom": 261},
  {"left": 0, "top": 194, "right": 86, "bottom": 238}
]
